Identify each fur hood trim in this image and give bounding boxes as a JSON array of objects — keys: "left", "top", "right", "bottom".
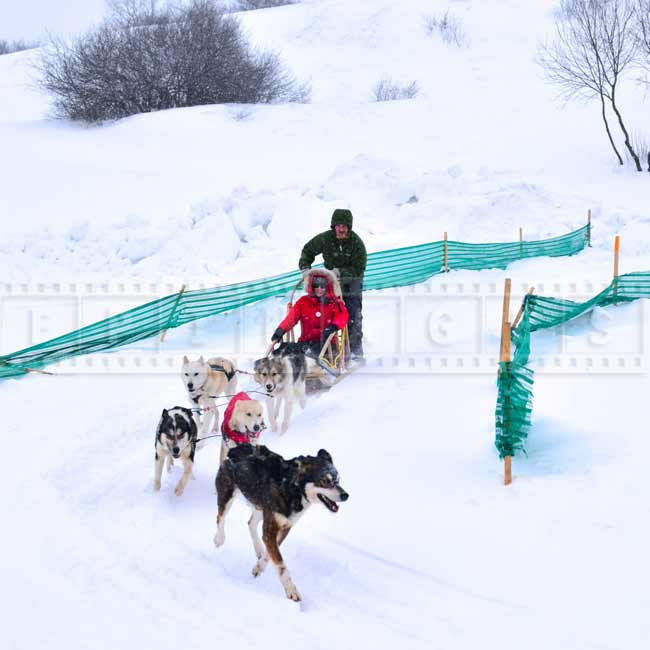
[{"left": 302, "top": 267, "right": 342, "bottom": 299}]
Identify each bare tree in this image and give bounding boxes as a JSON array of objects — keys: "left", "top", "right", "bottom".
[
  {"left": 634, "top": 0, "right": 650, "bottom": 169},
  {"left": 539, "top": 0, "right": 642, "bottom": 171},
  {"left": 40, "top": 0, "right": 309, "bottom": 122}
]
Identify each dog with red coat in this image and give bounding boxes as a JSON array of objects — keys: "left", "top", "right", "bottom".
[{"left": 219, "top": 391, "right": 265, "bottom": 464}]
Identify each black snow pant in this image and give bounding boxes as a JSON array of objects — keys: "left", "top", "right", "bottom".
[{"left": 341, "top": 279, "right": 364, "bottom": 357}]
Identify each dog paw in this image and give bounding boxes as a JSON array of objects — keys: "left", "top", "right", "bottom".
[
  {"left": 285, "top": 584, "right": 301, "bottom": 602},
  {"left": 174, "top": 484, "right": 185, "bottom": 496},
  {"left": 214, "top": 531, "right": 225, "bottom": 548},
  {"left": 252, "top": 559, "right": 268, "bottom": 577},
  {"left": 280, "top": 422, "right": 289, "bottom": 435},
  {"left": 153, "top": 480, "right": 161, "bottom": 492}
]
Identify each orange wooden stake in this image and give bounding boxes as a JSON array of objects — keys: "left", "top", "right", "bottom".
[
  {"left": 500, "top": 278, "right": 513, "bottom": 486},
  {"left": 504, "top": 455, "right": 512, "bottom": 486},
  {"left": 613, "top": 235, "right": 621, "bottom": 305}
]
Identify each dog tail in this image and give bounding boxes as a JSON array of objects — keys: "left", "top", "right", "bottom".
[
  {"left": 225, "top": 359, "right": 238, "bottom": 395},
  {"left": 208, "top": 357, "right": 238, "bottom": 389}
]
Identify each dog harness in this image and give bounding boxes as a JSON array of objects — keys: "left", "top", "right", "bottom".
[{"left": 221, "top": 391, "right": 261, "bottom": 445}]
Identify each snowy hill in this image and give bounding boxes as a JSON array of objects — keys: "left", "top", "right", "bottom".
[{"left": 1, "top": 1, "right": 649, "bottom": 649}]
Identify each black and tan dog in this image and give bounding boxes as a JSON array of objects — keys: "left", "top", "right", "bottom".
[
  {"left": 153, "top": 407, "right": 198, "bottom": 496},
  {"left": 213, "top": 444, "right": 349, "bottom": 601}
]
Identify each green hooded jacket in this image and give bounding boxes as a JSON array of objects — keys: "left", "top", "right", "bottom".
[{"left": 298, "top": 209, "right": 367, "bottom": 281}]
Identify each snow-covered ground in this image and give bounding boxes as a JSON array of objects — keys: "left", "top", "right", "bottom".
[{"left": 1, "top": 1, "right": 649, "bottom": 648}]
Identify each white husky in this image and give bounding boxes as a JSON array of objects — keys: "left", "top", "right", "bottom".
[{"left": 181, "top": 356, "right": 237, "bottom": 436}]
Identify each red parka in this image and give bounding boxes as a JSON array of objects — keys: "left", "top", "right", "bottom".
[{"left": 278, "top": 271, "right": 348, "bottom": 343}]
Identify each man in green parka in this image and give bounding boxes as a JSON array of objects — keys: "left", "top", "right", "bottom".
[{"left": 298, "top": 208, "right": 367, "bottom": 360}]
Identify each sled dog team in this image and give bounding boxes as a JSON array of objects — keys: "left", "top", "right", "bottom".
[
  {"left": 156, "top": 211, "right": 367, "bottom": 602},
  {"left": 154, "top": 273, "right": 350, "bottom": 601}
]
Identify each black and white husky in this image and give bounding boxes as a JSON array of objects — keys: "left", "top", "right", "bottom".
[
  {"left": 154, "top": 407, "right": 198, "bottom": 496},
  {"left": 253, "top": 344, "right": 307, "bottom": 434},
  {"left": 214, "top": 444, "right": 349, "bottom": 602}
]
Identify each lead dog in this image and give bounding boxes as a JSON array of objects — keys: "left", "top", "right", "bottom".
[
  {"left": 213, "top": 444, "right": 349, "bottom": 601},
  {"left": 154, "top": 407, "right": 198, "bottom": 496},
  {"left": 253, "top": 344, "right": 307, "bottom": 434},
  {"left": 181, "top": 355, "right": 237, "bottom": 436}
]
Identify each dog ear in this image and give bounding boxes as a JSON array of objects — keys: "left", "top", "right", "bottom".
[
  {"left": 162, "top": 408, "right": 168, "bottom": 418},
  {"left": 182, "top": 355, "right": 189, "bottom": 364},
  {"left": 253, "top": 359, "right": 262, "bottom": 372},
  {"left": 317, "top": 449, "right": 332, "bottom": 463}
]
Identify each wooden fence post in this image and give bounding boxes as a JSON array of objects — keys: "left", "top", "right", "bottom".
[
  {"left": 500, "top": 278, "right": 513, "bottom": 486},
  {"left": 613, "top": 235, "right": 620, "bottom": 305},
  {"left": 512, "top": 287, "right": 535, "bottom": 330},
  {"left": 160, "top": 284, "right": 186, "bottom": 342}
]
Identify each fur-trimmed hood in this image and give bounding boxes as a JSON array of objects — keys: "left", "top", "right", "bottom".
[{"left": 303, "top": 267, "right": 342, "bottom": 299}]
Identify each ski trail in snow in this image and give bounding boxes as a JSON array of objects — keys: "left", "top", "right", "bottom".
[{"left": 324, "top": 535, "right": 527, "bottom": 611}]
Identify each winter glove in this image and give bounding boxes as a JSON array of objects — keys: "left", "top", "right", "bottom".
[
  {"left": 321, "top": 324, "right": 338, "bottom": 344},
  {"left": 271, "top": 327, "right": 285, "bottom": 343}
]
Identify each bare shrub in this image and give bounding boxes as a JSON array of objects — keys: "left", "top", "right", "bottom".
[
  {"left": 0, "top": 38, "right": 39, "bottom": 55},
  {"left": 236, "top": 0, "right": 297, "bottom": 9},
  {"left": 104, "top": 0, "right": 164, "bottom": 26},
  {"left": 424, "top": 9, "right": 468, "bottom": 47},
  {"left": 39, "top": 0, "right": 310, "bottom": 122},
  {"left": 372, "top": 78, "right": 419, "bottom": 102}
]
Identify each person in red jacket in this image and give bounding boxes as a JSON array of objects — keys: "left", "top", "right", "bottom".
[{"left": 271, "top": 269, "right": 348, "bottom": 357}]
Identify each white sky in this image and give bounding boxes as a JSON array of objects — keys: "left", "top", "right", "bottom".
[{"left": 0, "top": 0, "right": 107, "bottom": 41}]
